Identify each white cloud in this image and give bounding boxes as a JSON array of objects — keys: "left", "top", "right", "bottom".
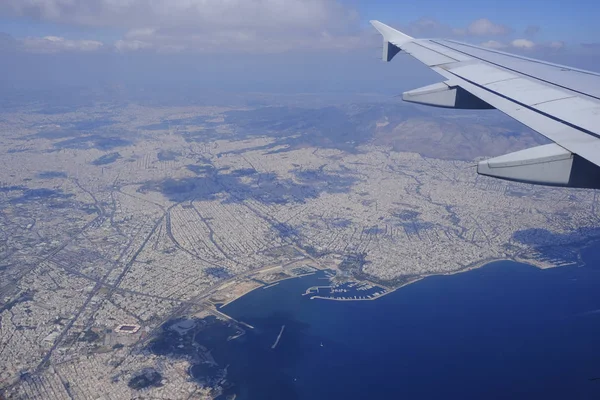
[
  {"left": 467, "top": 18, "right": 511, "bottom": 36},
  {"left": 480, "top": 40, "right": 508, "bottom": 49},
  {"left": 479, "top": 38, "right": 537, "bottom": 51},
  {"left": 21, "top": 35, "right": 104, "bottom": 53},
  {"left": 114, "top": 39, "right": 153, "bottom": 52},
  {"left": 401, "top": 17, "right": 511, "bottom": 39},
  {"left": 511, "top": 38, "right": 536, "bottom": 50},
  {"left": 480, "top": 38, "right": 567, "bottom": 54},
  {"left": 1, "top": 0, "right": 366, "bottom": 53}
]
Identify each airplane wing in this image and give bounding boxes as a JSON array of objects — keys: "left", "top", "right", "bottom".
[{"left": 371, "top": 20, "right": 600, "bottom": 189}]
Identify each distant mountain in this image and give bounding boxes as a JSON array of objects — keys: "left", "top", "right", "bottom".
[
  {"left": 372, "top": 112, "right": 549, "bottom": 161},
  {"left": 224, "top": 102, "right": 548, "bottom": 160}
]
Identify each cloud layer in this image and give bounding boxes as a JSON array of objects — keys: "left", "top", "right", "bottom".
[
  {"left": 0, "top": 3, "right": 579, "bottom": 56},
  {"left": 402, "top": 17, "right": 511, "bottom": 38},
  {"left": 2, "top": 0, "right": 354, "bottom": 30},
  {"left": 1, "top": 0, "right": 366, "bottom": 53},
  {"left": 22, "top": 36, "right": 104, "bottom": 53},
  {"left": 481, "top": 38, "right": 565, "bottom": 52},
  {"left": 466, "top": 18, "right": 511, "bottom": 36}
]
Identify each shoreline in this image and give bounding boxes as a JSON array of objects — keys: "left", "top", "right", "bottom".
[
  {"left": 218, "top": 257, "right": 518, "bottom": 312},
  {"left": 216, "top": 238, "right": 600, "bottom": 314},
  {"left": 219, "top": 272, "right": 318, "bottom": 309}
]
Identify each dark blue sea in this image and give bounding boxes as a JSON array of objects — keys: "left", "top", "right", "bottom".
[{"left": 220, "top": 249, "right": 600, "bottom": 400}]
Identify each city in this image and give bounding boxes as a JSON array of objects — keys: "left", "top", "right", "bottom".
[{"left": 1, "top": 99, "right": 599, "bottom": 398}]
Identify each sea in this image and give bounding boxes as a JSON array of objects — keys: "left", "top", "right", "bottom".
[{"left": 217, "top": 247, "right": 600, "bottom": 400}]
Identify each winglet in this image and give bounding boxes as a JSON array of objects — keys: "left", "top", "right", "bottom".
[{"left": 370, "top": 20, "right": 413, "bottom": 62}]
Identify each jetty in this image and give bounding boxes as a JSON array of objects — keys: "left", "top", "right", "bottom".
[{"left": 271, "top": 325, "right": 286, "bottom": 349}]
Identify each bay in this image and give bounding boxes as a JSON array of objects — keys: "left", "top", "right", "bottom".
[{"left": 221, "top": 251, "right": 600, "bottom": 399}]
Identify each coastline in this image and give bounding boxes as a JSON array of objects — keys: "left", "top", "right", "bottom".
[
  {"left": 215, "top": 237, "right": 600, "bottom": 313},
  {"left": 356, "top": 237, "right": 600, "bottom": 297},
  {"left": 218, "top": 272, "right": 319, "bottom": 309},
  {"left": 217, "top": 257, "right": 518, "bottom": 310},
  {"left": 215, "top": 247, "right": 600, "bottom": 400}
]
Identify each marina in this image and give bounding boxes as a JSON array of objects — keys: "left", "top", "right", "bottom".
[{"left": 304, "top": 281, "right": 389, "bottom": 301}]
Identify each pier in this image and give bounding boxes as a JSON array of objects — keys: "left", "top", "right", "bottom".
[
  {"left": 263, "top": 282, "right": 280, "bottom": 289},
  {"left": 303, "top": 286, "right": 331, "bottom": 296},
  {"left": 271, "top": 325, "right": 286, "bottom": 349}
]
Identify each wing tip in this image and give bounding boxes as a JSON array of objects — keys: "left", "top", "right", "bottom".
[
  {"left": 369, "top": 20, "right": 413, "bottom": 43},
  {"left": 370, "top": 20, "right": 412, "bottom": 62}
]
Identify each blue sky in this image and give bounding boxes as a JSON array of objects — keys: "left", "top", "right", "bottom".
[{"left": 0, "top": 0, "right": 598, "bottom": 95}]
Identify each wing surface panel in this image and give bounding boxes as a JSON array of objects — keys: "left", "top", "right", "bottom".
[
  {"left": 484, "top": 78, "right": 574, "bottom": 106},
  {"left": 370, "top": 20, "right": 600, "bottom": 179},
  {"left": 434, "top": 39, "right": 600, "bottom": 100},
  {"left": 402, "top": 42, "right": 458, "bottom": 66},
  {"left": 431, "top": 65, "right": 600, "bottom": 167}
]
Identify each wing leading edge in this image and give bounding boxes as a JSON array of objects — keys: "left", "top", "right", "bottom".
[{"left": 371, "top": 20, "right": 600, "bottom": 189}]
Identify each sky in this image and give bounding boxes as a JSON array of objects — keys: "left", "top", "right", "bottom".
[{"left": 0, "top": 0, "right": 599, "bottom": 98}]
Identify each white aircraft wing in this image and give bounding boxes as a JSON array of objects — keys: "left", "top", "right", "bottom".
[{"left": 371, "top": 20, "right": 600, "bottom": 188}]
